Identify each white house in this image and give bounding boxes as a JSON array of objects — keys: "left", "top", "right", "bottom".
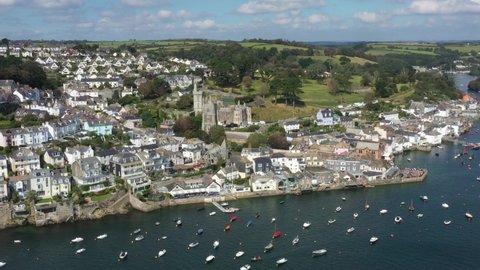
[
  {"left": 0, "top": 127, "right": 50, "bottom": 147},
  {"left": 283, "top": 121, "right": 300, "bottom": 133},
  {"left": 270, "top": 153, "right": 305, "bottom": 173},
  {"left": 43, "top": 149, "right": 65, "bottom": 168},
  {"left": 9, "top": 149, "right": 41, "bottom": 176},
  {"left": 65, "top": 145, "right": 94, "bottom": 164},
  {"left": 249, "top": 174, "right": 278, "bottom": 192},
  {"left": 0, "top": 156, "right": 8, "bottom": 178}
]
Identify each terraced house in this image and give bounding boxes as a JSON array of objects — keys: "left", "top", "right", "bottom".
[{"left": 110, "top": 152, "right": 150, "bottom": 193}]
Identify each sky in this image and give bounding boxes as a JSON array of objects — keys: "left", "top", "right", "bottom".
[{"left": 1, "top": 0, "right": 480, "bottom": 42}]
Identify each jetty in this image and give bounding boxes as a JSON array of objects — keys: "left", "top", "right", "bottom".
[{"left": 211, "top": 202, "right": 228, "bottom": 213}]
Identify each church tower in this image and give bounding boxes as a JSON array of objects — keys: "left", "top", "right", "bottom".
[
  {"left": 202, "top": 98, "right": 218, "bottom": 133},
  {"left": 193, "top": 81, "right": 204, "bottom": 115}
]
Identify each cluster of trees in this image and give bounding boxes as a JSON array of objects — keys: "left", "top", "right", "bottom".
[
  {"left": 173, "top": 115, "right": 226, "bottom": 145},
  {"left": 0, "top": 56, "right": 47, "bottom": 89},
  {"left": 468, "top": 78, "right": 480, "bottom": 92},
  {"left": 410, "top": 72, "right": 461, "bottom": 102},
  {"left": 138, "top": 78, "right": 171, "bottom": 99},
  {"left": 246, "top": 124, "right": 289, "bottom": 150}
]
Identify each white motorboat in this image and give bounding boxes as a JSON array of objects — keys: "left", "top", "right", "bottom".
[
  {"left": 221, "top": 202, "right": 229, "bottom": 207},
  {"left": 0, "top": 262, "right": 5, "bottom": 268},
  {"left": 394, "top": 216, "right": 403, "bottom": 223},
  {"left": 240, "top": 264, "right": 251, "bottom": 270},
  {"left": 96, "top": 234, "right": 108, "bottom": 240},
  {"left": 328, "top": 219, "right": 336, "bottom": 224},
  {"left": 75, "top": 248, "right": 86, "bottom": 254},
  {"left": 176, "top": 219, "right": 182, "bottom": 227},
  {"left": 444, "top": 220, "right": 452, "bottom": 225},
  {"left": 379, "top": 209, "right": 388, "bottom": 215},
  {"left": 155, "top": 221, "right": 160, "bottom": 226},
  {"left": 132, "top": 228, "right": 141, "bottom": 234},
  {"left": 209, "top": 211, "right": 217, "bottom": 216},
  {"left": 347, "top": 227, "right": 355, "bottom": 233},
  {"left": 188, "top": 242, "right": 199, "bottom": 249},
  {"left": 303, "top": 221, "right": 311, "bottom": 229},
  {"left": 370, "top": 236, "right": 379, "bottom": 244},
  {"left": 161, "top": 236, "right": 168, "bottom": 240},
  {"left": 213, "top": 240, "right": 220, "bottom": 249},
  {"left": 341, "top": 197, "right": 346, "bottom": 201},
  {"left": 335, "top": 206, "right": 342, "bottom": 212},
  {"left": 134, "top": 235, "right": 144, "bottom": 241},
  {"left": 292, "top": 235, "right": 299, "bottom": 246},
  {"left": 13, "top": 240, "right": 21, "bottom": 244},
  {"left": 420, "top": 195, "right": 429, "bottom": 202},
  {"left": 157, "top": 249, "right": 166, "bottom": 257},
  {"left": 400, "top": 201, "right": 405, "bottom": 206},
  {"left": 466, "top": 212, "right": 474, "bottom": 219},
  {"left": 353, "top": 212, "right": 359, "bottom": 219},
  {"left": 118, "top": 251, "right": 128, "bottom": 260},
  {"left": 276, "top": 257, "right": 288, "bottom": 266},
  {"left": 417, "top": 213, "right": 424, "bottom": 218},
  {"left": 312, "top": 249, "right": 327, "bottom": 257},
  {"left": 264, "top": 242, "right": 274, "bottom": 253},
  {"left": 70, "top": 237, "right": 84, "bottom": 243},
  {"left": 235, "top": 251, "right": 245, "bottom": 259},
  {"left": 205, "top": 255, "right": 215, "bottom": 264},
  {"left": 442, "top": 203, "right": 449, "bottom": 209},
  {"left": 271, "top": 217, "right": 276, "bottom": 223}
]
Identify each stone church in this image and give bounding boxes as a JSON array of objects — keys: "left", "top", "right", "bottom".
[{"left": 193, "top": 83, "right": 252, "bottom": 132}]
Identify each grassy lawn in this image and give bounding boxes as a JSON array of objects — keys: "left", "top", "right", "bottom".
[
  {"left": 36, "top": 198, "right": 53, "bottom": 204},
  {"left": 299, "top": 79, "right": 369, "bottom": 107},
  {"left": 252, "top": 102, "right": 317, "bottom": 122},
  {"left": 90, "top": 193, "right": 113, "bottom": 203},
  {"left": 445, "top": 44, "right": 480, "bottom": 53},
  {"left": 302, "top": 55, "right": 375, "bottom": 65}
]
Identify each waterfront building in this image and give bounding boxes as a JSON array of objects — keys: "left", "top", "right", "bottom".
[
  {"left": 0, "top": 127, "right": 50, "bottom": 147},
  {"left": 0, "top": 155, "right": 8, "bottom": 178},
  {"left": 167, "top": 176, "right": 221, "bottom": 198},
  {"left": 253, "top": 157, "right": 273, "bottom": 174},
  {"left": 110, "top": 152, "right": 150, "bottom": 193},
  {"left": 43, "top": 119, "right": 80, "bottom": 140},
  {"left": 83, "top": 120, "right": 113, "bottom": 136},
  {"left": 0, "top": 177, "right": 8, "bottom": 201},
  {"left": 72, "top": 157, "right": 112, "bottom": 193},
  {"left": 65, "top": 145, "right": 94, "bottom": 165},
  {"left": 43, "top": 149, "right": 65, "bottom": 168}
]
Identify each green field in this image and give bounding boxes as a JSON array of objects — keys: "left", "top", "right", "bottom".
[
  {"left": 366, "top": 44, "right": 437, "bottom": 56},
  {"left": 445, "top": 44, "right": 480, "bottom": 53},
  {"left": 302, "top": 55, "right": 375, "bottom": 65},
  {"left": 299, "top": 79, "right": 368, "bottom": 107}
]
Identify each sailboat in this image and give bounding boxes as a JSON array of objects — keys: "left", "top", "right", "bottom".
[
  {"left": 272, "top": 223, "right": 282, "bottom": 239},
  {"left": 408, "top": 200, "right": 415, "bottom": 212},
  {"left": 364, "top": 199, "right": 370, "bottom": 211}
]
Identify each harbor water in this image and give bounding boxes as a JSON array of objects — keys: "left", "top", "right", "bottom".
[{"left": 0, "top": 73, "right": 479, "bottom": 269}]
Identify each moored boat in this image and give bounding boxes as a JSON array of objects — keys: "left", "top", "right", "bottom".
[
  {"left": 197, "top": 206, "right": 205, "bottom": 211},
  {"left": 408, "top": 200, "right": 415, "bottom": 212},
  {"left": 394, "top": 216, "right": 403, "bottom": 223},
  {"left": 251, "top": 256, "right": 262, "bottom": 262},
  {"left": 133, "top": 228, "right": 141, "bottom": 234},
  {"left": 303, "top": 221, "right": 311, "bottom": 229},
  {"left": 197, "top": 228, "right": 204, "bottom": 235},
  {"left": 312, "top": 249, "right": 327, "bottom": 257},
  {"left": 134, "top": 235, "right": 144, "bottom": 242},
  {"left": 353, "top": 212, "right": 359, "bottom": 219},
  {"left": 118, "top": 251, "right": 128, "bottom": 260},
  {"left": 276, "top": 257, "right": 288, "bottom": 266},
  {"left": 221, "top": 202, "right": 229, "bottom": 207},
  {"left": 417, "top": 213, "right": 424, "bottom": 218},
  {"left": 246, "top": 220, "right": 253, "bottom": 227},
  {"left": 272, "top": 231, "right": 282, "bottom": 239},
  {"left": 225, "top": 208, "right": 236, "bottom": 213},
  {"left": 271, "top": 217, "right": 276, "bottom": 223},
  {"left": 379, "top": 209, "right": 388, "bottom": 215},
  {"left": 341, "top": 197, "right": 346, "bottom": 201},
  {"left": 347, "top": 227, "right": 355, "bottom": 233},
  {"left": 155, "top": 221, "right": 160, "bottom": 226},
  {"left": 370, "top": 236, "right": 379, "bottom": 244},
  {"left": 224, "top": 225, "right": 231, "bottom": 231},
  {"left": 0, "top": 262, "right": 5, "bottom": 268},
  {"left": 13, "top": 240, "right": 21, "bottom": 244},
  {"left": 292, "top": 235, "right": 299, "bottom": 246},
  {"left": 176, "top": 219, "right": 182, "bottom": 227},
  {"left": 213, "top": 240, "right": 220, "bottom": 249},
  {"left": 264, "top": 242, "right": 274, "bottom": 253},
  {"left": 230, "top": 216, "right": 238, "bottom": 222},
  {"left": 444, "top": 220, "right": 452, "bottom": 225},
  {"left": 161, "top": 236, "right": 168, "bottom": 240},
  {"left": 442, "top": 203, "right": 449, "bottom": 209},
  {"left": 188, "top": 242, "right": 199, "bottom": 249},
  {"left": 75, "top": 248, "right": 86, "bottom": 254},
  {"left": 240, "top": 264, "right": 251, "bottom": 270},
  {"left": 365, "top": 200, "right": 370, "bottom": 211},
  {"left": 335, "top": 206, "right": 342, "bottom": 212},
  {"left": 157, "top": 249, "right": 166, "bottom": 257},
  {"left": 466, "top": 212, "right": 474, "bottom": 219},
  {"left": 96, "top": 234, "right": 108, "bottom": 240},
  {"left": 70, "top": 237, "right": 84, "bottom": 243},
  {"left": 205, "top": 255, "right": 215, "bottom": 264},
  {"left": 209, "top": 211, "right": 216, "bottom": 216},
  {"left": 328, "top": 219, "right": 336, "bottom": 224},
  {"left": 420, "top": 195, "right": 428, "bottom": 202},
  {"left": 234, "top": 251, "right": 245, "bottom": 259}
]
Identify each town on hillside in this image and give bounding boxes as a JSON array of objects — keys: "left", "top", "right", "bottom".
[{"left": 0, "top": 40, "right": 478, "bottom": 229}]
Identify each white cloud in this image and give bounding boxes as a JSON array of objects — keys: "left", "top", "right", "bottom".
[
  {"left": 237, "top": 0, "right": 325, "bottom": 14},
  {"left": 121, "top": 0, "right": 163, "bottom": 7},
  {"left": 354, "top": 11, "right": 389, "bottom": 23},
  {"left": 183, "top": 19, "right": 215, "bottom": 30},
  {"left": 33, "top": 0, "right": 83, "bottom": 9},
  {"left": 308, "top": 13, "right": 329, "bottom": 24},
  {"left": 408, "top": 0, "right": 480, "bottom": 14},
  {"left": 157, "top": 9, "right": 172, "bottom": 19},
  {"left": 176, "top": 9, "right": 191, "bottom": 18},
  {"left": 0, "top": 0, "right": 18, "bottom": 6}
]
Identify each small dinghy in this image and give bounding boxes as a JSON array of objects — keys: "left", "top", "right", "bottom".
[
  {"left": 394, "top": 216, "right": 403, "bottom": 223},
  {"left": 442, "top": 203, "right": 449, "bottom": 209},
  {"left": 197, "top": 228, "right": 204, "bottom": 235},
  {"left": 119, "top": 251, "right": 128, "bottom": 260},
  {"left": 466, "top": 212, "right": 474, "bottom": 219},
  {"left": 335, "top": 206, "right": 342, "bottom": 212},
  {"left": 134, "top": 235, "right": 144, "bottom": 242},
  {"left": 209, "top": 211, "right": 217, "bottom": 216},
  {"left": 176, "top": 220, "right": 182, "bottom": 227},
  {"left": 70, "top": 237, "right": 84, "bottom": 243},
  {"left": 251, "top": 256, "right": 262, "bottom": 262},
  {"left": 132, "top": 229, "right": 141, "bottom": 234},
  {"left": 379, "top": 209, "right": 388, "bottom": 215},
  {"left": 347, "top": 227, "right": 355, "bottom": 234},
  {"left": 0, "top": 262, "right": 6, "bottom": 268},
  {"left": 292, "top": 235, "right": 299, "bottom": 246},
  {"left": 353, "top": 212, "right": 359, "bottom": 219},
  {"left": 224, "top": 225, "right": 231, "bottom": 231},
  {"left": 230, "top": 216, "right": 238, "bottom": 222},
  {"left": 213, "top": 240, "right": 220, "bottom": 249},
  {"left": 328, "top": 219, "right": 336, "bottom": 224},
  {"left": 264, "top": 242, "right": 274, "bottom": 253},
  {"left": 234, "top": 251, "right": 245, "bottom": 259},
  {"left": 246, "top": 220, "right": 253, "bottom": 227},
  {"left": 96, "top": 234, "right": 108, "bottom": 240},
  {"left": 370, "top": 236, "right": 379, "bottom": 244},
  {"left": 155, "top": 221, "right": 160, "bottom": 226},
  {"left": 303, "top": 221, "right": 311, "bottom": 229},
  {"left": 276, "top": 257, "right": 288, "bottom": 266},
  {"left": 188, "top": 242, "right": 199, "bottom": 249},
  {"left": 271, "top": 217, "right": 276, "bottom": 223},
  {"left": 240, "top": 264, "right": 251, "bottom": 270},
  {"left": 417, "top": 213, "right": 424, "bottom": 218},
  {"left": 444, "top": 220, "right": 452, "bottom": 225},
  {"left": 161, "top": 236, "right": 168, "bottom": 240},
  {"left": 13, "top": 240, "right": 21, "bottom": 244},
  {"left": 75, "top": 248, "right": 86, "bottom": 254},
  {"left": 157, "top": 249, "right": 166, "bottom": 257}
]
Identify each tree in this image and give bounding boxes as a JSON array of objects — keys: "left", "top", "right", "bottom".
[
  {"left": 268, "top": 134, "right": 289, "bottom": 149},
  {"left": 306, "top": 62, "right": 327, "bottom": 81},
  {"left": 25, "top": 190, "right": 38, "bottom": 203},
  {"left": 123, "top": 77, "right": 137, "bottom": 88},
  {"left": 339, "top": 56, "right": 351, "bottom": 65},
  {"left": 208, "top": 125, "right": 226, "bottom": 145},
  {"left": 176, "top": 94, "right": 193, "bottom": 110},
  {"left": 324, "top": 47, "right": 336, "bottom": 57},
  {"left": 468, "top": 78, "right": 480, "bottom": 92},
  {"left": 259, "top": 82, "right": 270, "bottom": 98},
  {"left": 246, "top": 133, "right": 268, "bottom": 148},
  {"left": 298, "top": 57, "right": 314, "bottom": 69},
  {"left": 270, "top": 76, "right": 303, "bottom": 105},
  {"left": 242, "top": 75, "right": 253, "bottom": 90},
  {"left": 138, "top": 78, "right": 171, "bottom": 99},
  {"left": 0, "top": 57, "right": 47, "bottom": 89},
  {"left": 328, "top": 65, "right": 353, "bottom": 95},
  {"left": 1, "top": 38, "right": 9, "bottom": 56}
]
